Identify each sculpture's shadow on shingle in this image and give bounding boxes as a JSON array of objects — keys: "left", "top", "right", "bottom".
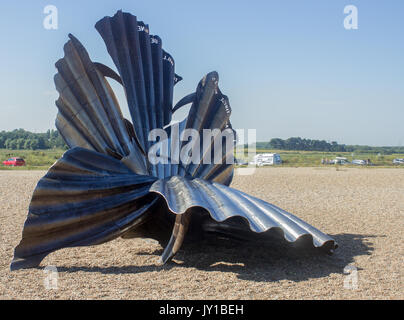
[
  {"left": 56, "top": 233, "right": 375, "bottom": 283},
  {"left": 168, "top": 233, "right": 375, "bottom": 282}
]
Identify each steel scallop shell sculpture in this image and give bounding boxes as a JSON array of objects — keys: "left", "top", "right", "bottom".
[{"left": 10, "top": 11, "right": 337, "bottom": 270}]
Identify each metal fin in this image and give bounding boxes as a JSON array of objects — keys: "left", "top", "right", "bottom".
[{"left": 159, "top": 211, "right": 191, "bottom": 264}]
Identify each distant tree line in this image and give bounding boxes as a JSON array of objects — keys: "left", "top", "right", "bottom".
[
  {"left": 266, "top": 137, "right": 346, "bottom": 152},
  {"left": 0, "top": 129, "right": 67, "bottom": 150},
  {"left": 251, "top": 137, "right": 404, "bottom": 154},
  {"left": 2, "top": 130, "right": 403, "bottom": 154}
]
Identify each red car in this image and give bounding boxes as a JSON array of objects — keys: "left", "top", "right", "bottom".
[{"left": 2, "top": 157, "right": 26, "bottom": 166}]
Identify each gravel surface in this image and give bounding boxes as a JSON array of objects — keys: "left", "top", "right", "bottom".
[{"left": 0, "top": 168, "right": 403, "bottom": 300}]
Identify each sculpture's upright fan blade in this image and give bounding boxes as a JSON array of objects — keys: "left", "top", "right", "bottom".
[
  {"left": 136, "top": 21, "right": 157, "bottom": 150},
  {"left": 163, "top": 118, "right": 188, "bottom": 178},
  {"left": 175, "top": 72, "right": 234, "bottom": 185},
  {"left": 95, "top": 11, "right": 180, "bottom": 154},
  {"left": 149, "top": 37, "right": 178, "bottom": 135},
  {"left": 54, "top": 34, "right": 147, "bottom": 174},
  {"left": 162, "top": 49, "right": 176, "bottom": 125},
  {"left": 10, "top": 148, "right": 159, "bottom": 271},
  {"left": 195, "top": 121, "right": 236, "bottom": 186}
]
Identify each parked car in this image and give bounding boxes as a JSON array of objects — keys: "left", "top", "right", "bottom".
[
  {"left": 393, "top": 158, "right": 404, "bottom": 165},
  {"left": 2, "top": 157, "right": 26, "bottom": 166},
  {"left": 352, "top": 159, "right": 366, "bottom": 165},
  {"left": 332, "top": 157, "right": 349, "bottom": 165}
]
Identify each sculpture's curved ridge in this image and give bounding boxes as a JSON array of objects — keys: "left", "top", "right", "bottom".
[{"left": 150, "top": 176, "right": 337, "bottom": 252}]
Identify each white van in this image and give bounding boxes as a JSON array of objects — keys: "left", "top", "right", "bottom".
[{"left": 250, "top": 153, "right": 282, "bottom": 166}]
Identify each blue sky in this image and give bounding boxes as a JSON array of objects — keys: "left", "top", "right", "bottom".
[{"left": 0, "top": 0, "right": 403, "bottom": 146}]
